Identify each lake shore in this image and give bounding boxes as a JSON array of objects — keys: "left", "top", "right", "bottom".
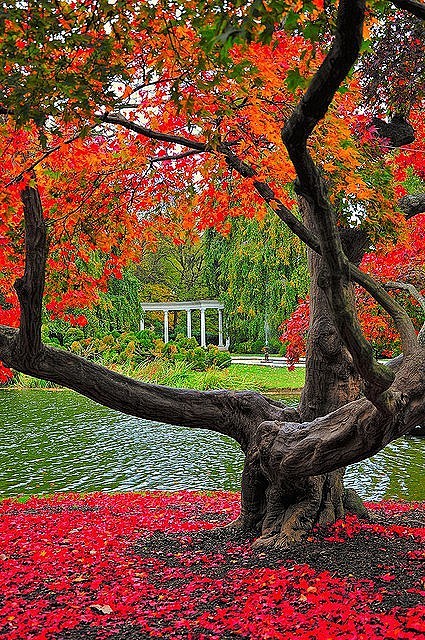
[{"left": 3, "top": 362, "right": 306, "bottom": 393}]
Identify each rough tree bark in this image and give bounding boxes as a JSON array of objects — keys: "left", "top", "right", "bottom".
[
  {"left": 224, "top": 199, "right": 373, "bottom": 549},
  {"left": 293, "top": 202, "right": 369, "bottom": 541}
]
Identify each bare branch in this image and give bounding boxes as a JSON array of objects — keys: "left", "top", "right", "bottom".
[
  {"left": 102, "top": 112, "right": 209, "bottom": 152},
  {"left": 221, "top": 151, "right": 322, "bottom": 252},
  {"left": 104, "top": 110, "right": 325, "bottom": 253},
  {"left": 384, "top": 280, "right": 425, "bottom": 310},
  {"left": 391, "top": 0, "right": 425, "bottom": 19},
  {"left": 149, "top": 149, "right": 201, "bottom": 163},
  {"left": 126, "top": 74, "right": 185, "bottom": 96}
]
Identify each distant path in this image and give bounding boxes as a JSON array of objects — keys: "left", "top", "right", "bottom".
[
  {"left": 230, "top": 355, "right": 306, "bottom": 368},
  {"left": 231, "top": 356, "right": 390, "bottom": 368}
]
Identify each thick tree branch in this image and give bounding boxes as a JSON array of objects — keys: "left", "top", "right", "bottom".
[
  {"left": 385, "top": 280, "right": 425, "bottom": 345},
  {"left": 282, "top": 0, "right": 365, "bottom": 146},
  {"left": 0, "top": 183, "right": 293, "bottom": 447},
  {"left": 103, "top": 108, "right": 321, "bottom": 250},
  {"left": 391, "top": 0, "right": 425, "bottom": 19},
  {"left": 384, "top": 280, "right": 425, "bottom": 310},
  {"left": 13, "top": 186, "right": 48, "bottom": 362},
  {"left": 257, "top": 347, "right": 425, "bottom": 479},
  {"left": 0, "top": 180, "right": 307, "bottom": 464},
  {"left": 2, "top": 318, "right": 424, "bottom": 487},
  {"left": 352, "top": 268, "right": 418, "bottom": 353},
  {"left": 0, "top": 324, "right": 292, "bottom": 448},
  {"left": 280, "top": 1, "right": 402, "bottom": 402},
  {"left": 104, "top": 112, "right": 348, "bottom": 259},
  {"left": 399, "top": 193, "right": 425, "bottom": 218},
  {"left": 103, "top": 113, "right": 322, "bottom": 252}
]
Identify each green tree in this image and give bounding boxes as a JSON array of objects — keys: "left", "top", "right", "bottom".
[
  {"left": 204, "top": 213, "right": 308, "bottom": 352},
  {"left": 137, "top": 235, "right": 209, "bottom": 304}
]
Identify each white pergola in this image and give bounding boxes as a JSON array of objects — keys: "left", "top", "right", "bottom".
[{"left": 140, "top": 299, "right": 225, "bottom": 348}]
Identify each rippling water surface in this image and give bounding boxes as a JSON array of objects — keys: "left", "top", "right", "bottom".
[{"left": 0, "top": 390, "right": 423, "bottom": 500}]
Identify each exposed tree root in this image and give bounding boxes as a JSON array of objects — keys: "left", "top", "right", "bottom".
[{"left": 229, "top": 449, "right": 371, "bottom": 550}]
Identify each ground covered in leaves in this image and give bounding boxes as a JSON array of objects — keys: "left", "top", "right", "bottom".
[{"left": 0, "top": 492, "right": 424, "bottom": 639}]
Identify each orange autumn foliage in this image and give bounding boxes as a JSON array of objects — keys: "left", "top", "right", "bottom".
[{"left": 1, "top": 2, "right": 424, "bottom": 381}]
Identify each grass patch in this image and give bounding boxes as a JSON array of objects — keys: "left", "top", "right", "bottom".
[
  {"left": 227, "top": 364, "right": 305, "bottom": 390},
  {"left": 132, "top": 361, "right": 304, "bottom": 391}
]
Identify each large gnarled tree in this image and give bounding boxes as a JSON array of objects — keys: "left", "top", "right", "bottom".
[{"left": 1, "top": 0, "right": 425, "bottom": 547}]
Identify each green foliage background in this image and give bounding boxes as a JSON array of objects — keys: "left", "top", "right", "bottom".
[
  {"left": 203, "top": 212, "right": 309, "bottom": 352},
  {"left": 43, "top": 211, "right": 309, "bottom": 354}
]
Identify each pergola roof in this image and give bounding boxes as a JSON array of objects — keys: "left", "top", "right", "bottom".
[{"left": 141, "top": 299, "right": 224, "bottom": 312}]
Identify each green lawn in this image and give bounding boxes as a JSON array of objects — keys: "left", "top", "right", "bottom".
[
  {"left": 131, "top": 361, "right": 305, "bottom": 392},
  {"left": 226, "top": 364, "right": 305, "bottom": 391}
]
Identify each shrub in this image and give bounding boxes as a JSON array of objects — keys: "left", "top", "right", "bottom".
[
  {"left": 150, "top": 334, "right": 231, "bottom": 371},
  {"left": 23, "top": 327, "right": 230, "bottom": 379}
]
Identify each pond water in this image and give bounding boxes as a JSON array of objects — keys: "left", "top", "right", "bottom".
[{"left": 0, "top": 389, "right": 424, "bottom": 501}]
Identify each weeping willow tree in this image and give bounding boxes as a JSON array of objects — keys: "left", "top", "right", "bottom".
[{"left": 204, "top": 213, "right": 308, "bottom": 351}]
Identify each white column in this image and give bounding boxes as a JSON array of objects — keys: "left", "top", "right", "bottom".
[
  {"left": 187, "top": 309, "right": 192, "bottom": 338},
  {"left": 164, "top": 310, "right": 169, "bottom": 343},
  {"left": 218, "top": 309, "right": 224, "bottom": 347},
  {"left": 200, "top": 308, "right": 206, "bottom": 347},
  {"left": 140, "top": 316, "right": 145, "bottom": 331}
]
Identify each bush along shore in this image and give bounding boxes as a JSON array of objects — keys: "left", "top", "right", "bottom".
[
  {"left": 0, "top": 491, "right": 424, "bottom": 639},
  {"left": 5, "top": 329, "right": 305, "bottom": 392},
  {"left": 8, "top": 362, "right": 305, "bottom": 393}
]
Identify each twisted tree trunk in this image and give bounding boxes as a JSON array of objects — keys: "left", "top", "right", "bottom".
[{"left": 225, "top": 202, "right": 369, "bottom": 549}]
